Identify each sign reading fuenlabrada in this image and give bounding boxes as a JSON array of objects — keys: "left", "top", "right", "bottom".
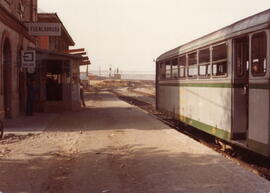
[{"left": 26, "top": 22, "right": 61, "bottom": 36}]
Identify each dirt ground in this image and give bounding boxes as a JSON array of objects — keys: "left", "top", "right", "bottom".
[{"left": 0, "top": 83, "right": 270, "bottom": 193}]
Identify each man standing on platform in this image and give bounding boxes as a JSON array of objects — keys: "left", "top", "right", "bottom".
[
  {"left": 26, "top": 79, "right": 36, "bottom": 116},
  {"left": 80, "top": 82, "right": 86, "bottom": 108}
]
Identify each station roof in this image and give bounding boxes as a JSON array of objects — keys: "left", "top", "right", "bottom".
[
  {"left": 36, "top": 48, "right": 83, "bottom": 60},
  {"left": 37, "top": 13, "right": 75, "bottom": 46},
  {"left": 157, "top": 8, "right": 270, "bottom": 62},
  {"left": 64, "top": 48, "right": 91, "bottom": 66}
]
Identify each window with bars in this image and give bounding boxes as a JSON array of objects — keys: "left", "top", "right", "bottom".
[
  {"left": 198, "top": 48, "right": 211, "bottom": 77},
  {"left": 188, "top": 52, "right": 197, "bottom": 77},
  {"left": 171, "top": 58, "right": 178, "bottom": 79},
  {"left": 234, "top": 37, "right": 249, "bottom": 78},
  {"left": 212, "top": 43, "right": 227, "bottom": 77},
  {"left": 165, "top": 61, "right": 171, "bottom": 80},
  {"left": 17, "top": 0, "right": 24, "bottom": 19},
  {"left": 179, "top": 55, "right": 186, "bottom": 78},
  {"left": 159, "top": 62, "right": 166, "bottom": 80}
]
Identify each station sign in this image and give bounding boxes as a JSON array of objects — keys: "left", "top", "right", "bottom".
[
  {"left": 26, "top": 23, "right": 61, "bottom": 36},
  {"left": 21, "top": 50, "right": 36, "bottom": 69}
]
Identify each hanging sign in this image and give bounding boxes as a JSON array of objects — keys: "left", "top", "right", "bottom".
[
  {"left": 26, "top": 23, "right": 61, "bottom": 36},
  {"left": 22, "top": 50, "right": 36, "bottom": 68}
]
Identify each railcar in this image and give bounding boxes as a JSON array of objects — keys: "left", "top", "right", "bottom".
[{"left": 156, "top": 9, "right": 270, "bottom": 157}]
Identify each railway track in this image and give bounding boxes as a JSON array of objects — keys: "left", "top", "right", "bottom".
[{"left": 111, "top": 87, "right": 270, "bottom": 181}]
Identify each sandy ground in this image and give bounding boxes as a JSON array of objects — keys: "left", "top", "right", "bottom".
[
  {"left": 115, "top": 87, "right": 155, "bottom": 105},
  {"left": 133, "top": 87, "right": 155, "bottom": 96},
  {"left": 0, "top": 91, "right": 270, "bottom": 193}
]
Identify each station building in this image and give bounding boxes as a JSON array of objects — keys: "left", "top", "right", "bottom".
[
  {"left": 33, "top": 13, "right": 84, "bottom": 113},
  {"left": 0, "top": 0, "right": 37, "bottom": 118},
  {"left": 0, "top": 0, "right": 89, "bottom": 118}
]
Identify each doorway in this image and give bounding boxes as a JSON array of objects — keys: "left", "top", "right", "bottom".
[
  {"left": 18, "top": 47, "right": 26, "bottom": 113},
  {"left": 46, "top": 60, "right": 63, "bottom": 101},
  {"left": 3, "top": 38, "right": 12, "bottom": 118},
  {"left": 232, "top": 36, "right": 249, "bottom": 140}
]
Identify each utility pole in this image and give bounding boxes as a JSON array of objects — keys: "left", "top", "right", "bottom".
[
  {"left": 99, "top": 65, "right": 101, "bottom": 80},
  {"left": 109, "top": 65, "right": 112, "bottom": 79},
  {"left": 86, "top": 64, "right": 88, "bottom": 77}
]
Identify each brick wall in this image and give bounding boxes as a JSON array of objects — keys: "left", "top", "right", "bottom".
[{"left": 38, "top": 36, "right": 49, "bottom": 50}]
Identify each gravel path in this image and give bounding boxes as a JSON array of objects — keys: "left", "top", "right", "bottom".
[{"left": 0, "top": 91, "right": 269, "bottom": 193}]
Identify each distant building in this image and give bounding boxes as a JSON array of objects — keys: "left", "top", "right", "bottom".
[
  {"left": 88, "top": 74, "right": 97, "bottom": 80},
  {"left": 114, "top": 74, "right": 121, "bottom": 80},
  {"left": 113, "top": 68, "right": 121, "bottom": 79}
]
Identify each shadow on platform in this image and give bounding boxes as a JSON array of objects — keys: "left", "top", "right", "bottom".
[{"left": 0, "top": 144, "right": 256, "bottom": 193}]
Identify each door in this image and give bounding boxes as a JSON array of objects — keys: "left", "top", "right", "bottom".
[
  {"left": 3, "top": 39, "right": 12, "bottom": 118},
  {"left": 232, "top": 36, "right": 249, "bottom": 140},
  {"left": 18, "top": 47, "right": 26, "bottom": 113},
  {"left": 18, "top": 70, "right": 26, "bottom": 113}
]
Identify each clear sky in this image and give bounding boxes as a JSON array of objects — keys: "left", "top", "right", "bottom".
[{"left": 38, "top": 0, "right": 270, "bottom": 73}]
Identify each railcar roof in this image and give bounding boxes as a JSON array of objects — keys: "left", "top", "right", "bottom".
[{"left": 157, "top": 9, "right": 270, "bottom": 62}]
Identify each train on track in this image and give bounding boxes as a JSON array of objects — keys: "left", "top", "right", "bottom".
[{"left": 155, "top": 9, "right": 270, "bottom": 157}]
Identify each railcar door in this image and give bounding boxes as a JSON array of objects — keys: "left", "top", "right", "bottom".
[
  {"left": 248, "top": 31, "right": 269, "bottom": 156},
  {"left": 232, "top": 36, "right": 249, "bottom": 140}
]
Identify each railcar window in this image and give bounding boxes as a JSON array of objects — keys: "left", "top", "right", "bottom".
[
  {"left": 188, "top": 52, "right": 197, "bottom": 77},
  {"left": 235, "top": 37, "right": 249, "bottom": 77},
  {"left": 165, "top": 61, "right": 171, "bottom": 80},
  {"left": 172, "top": 58, "right": 178, "bottom": 79},
  {"left": 212, "top": 43, "right": 227, "bottom": 76},
  {"left": 199, "top": 48, "right": 210, "bottom": 77},
  {"left": 179, "top": 55, "right": 186, "bottom": 78},
  {"left": 251, "top": 32, "right": 267, "bottom": 76},
  {"left": 159, "top": 62, "right": 166, "bottom": 80}
]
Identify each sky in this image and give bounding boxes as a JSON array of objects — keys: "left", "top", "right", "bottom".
[{"left": 38, "top": 0, "right": 270, "bottom": 74}]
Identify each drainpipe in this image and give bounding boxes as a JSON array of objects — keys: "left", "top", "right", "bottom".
[{"left": 30, "top": 0, "right": 33, "bottom": 22}]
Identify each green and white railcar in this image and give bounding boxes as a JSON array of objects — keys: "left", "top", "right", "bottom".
[{"left": 156, "top": 9, "right": 270, "bottom": 157}]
